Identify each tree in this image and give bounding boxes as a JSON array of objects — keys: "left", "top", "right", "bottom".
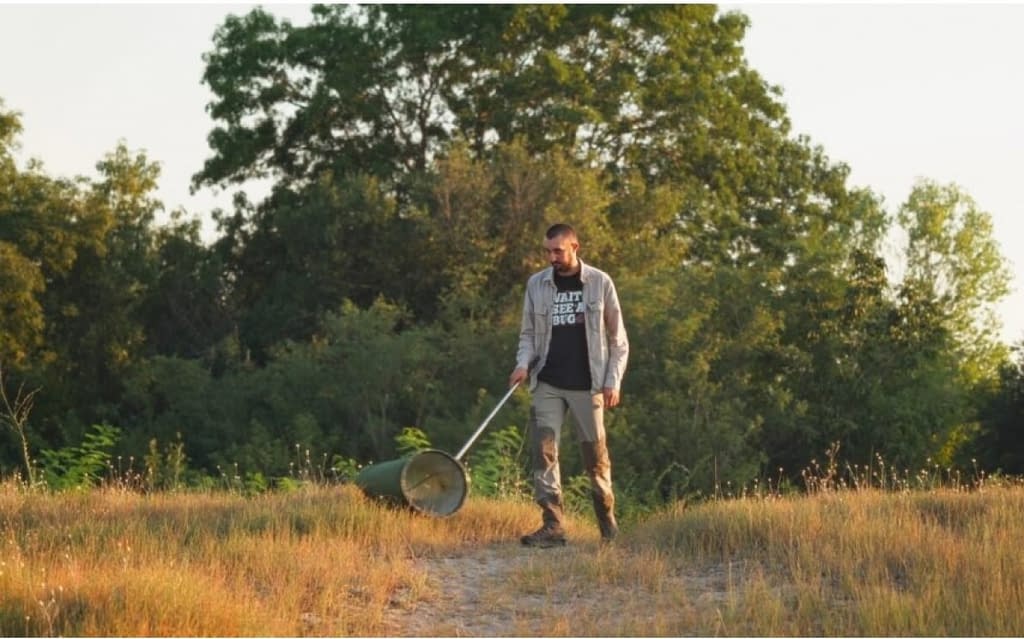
[
  {"left": 206, "top": 173, "right": 415, "bottom": 362},
  {"left": 193, "top": 5, "right": 842, "bottom": 336},
  {"left": 34, "top": 144, "right": 163, "bottom": 444},
  {"left": 0, "top": 241, "right": 44, "bottom": 367},
  {"left": 139, "top": 212, "right": 233, "bottom": 360},
  {"left": 192, "top": 4, "right": 938, "bottom": 494},
  {"left": 420, "top": 141, "right": 618, "bottom": 322},
  {"left": 898, "top": 179, "right": 1012, "bottom": 387},
  {"left": 612, "top": 265, "right": 775, "bottom": 497},
  {"left": 0, "top": 103, "right": 110, "bottom": 371},
  {"left": 973, "top": 345, "right": 1024, "bottom": 473},
  {"left": 0, "top": 105, "right": 43, "bottom": 368},
  {"left": 195, "top": 5, "right": 867, "bottom": 269}
]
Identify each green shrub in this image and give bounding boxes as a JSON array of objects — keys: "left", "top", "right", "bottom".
[{"left": 38, "top": 423, "right": 120, "bottom": 490}]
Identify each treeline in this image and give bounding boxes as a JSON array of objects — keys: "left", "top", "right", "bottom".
[{"left": 1, "top": 5, "right": 1022, "bottom": 500}]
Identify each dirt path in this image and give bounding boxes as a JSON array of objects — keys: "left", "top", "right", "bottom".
[
  {"left": 384, "top": 544, "right": 553, "bottom": 636},
  {"left": 381, "top": 543, "right": 735, "bottom": 637}
]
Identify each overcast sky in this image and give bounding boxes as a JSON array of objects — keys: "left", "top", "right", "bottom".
[{"left": 1, "top": 3, "right": 1021, "bottom": 345}]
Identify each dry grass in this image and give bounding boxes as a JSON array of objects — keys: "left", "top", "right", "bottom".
[
  {"left": 630, "top": 485, "right": 1024, "bottom": 635},
  {"left": 2, "top": 480, "right": 1024, "bottom": 636},
  {"left": 0, "top": 483, "right": 538, "bottom": 636}
]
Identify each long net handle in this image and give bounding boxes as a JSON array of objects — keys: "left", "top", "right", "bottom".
[{"left": 454, "top": 381, "right": 521, "bottom": 462}]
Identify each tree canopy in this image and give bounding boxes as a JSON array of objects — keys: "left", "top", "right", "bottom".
[{"left": 0, "top": 6, "right": 1019, "bottom": 499}]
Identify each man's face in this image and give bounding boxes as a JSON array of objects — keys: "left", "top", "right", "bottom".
[{"left": 543, "top": 234, "right": 579, "bottom": 275}]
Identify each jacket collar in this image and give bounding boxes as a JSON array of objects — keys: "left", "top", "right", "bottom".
[{"left": 542, "top": 259, "right": 590, "bottom": 284}]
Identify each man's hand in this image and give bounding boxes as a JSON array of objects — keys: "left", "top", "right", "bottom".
[
  {"left": 603, "top": 387, "right": 620, "bottom": 408},
  {"left": 509, "top": 367, "right": 529, "bottom": 388}
]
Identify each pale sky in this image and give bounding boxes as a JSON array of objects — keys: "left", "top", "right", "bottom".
[{"left": 1, "top": 3, "right": 1022, "bottom": 345}]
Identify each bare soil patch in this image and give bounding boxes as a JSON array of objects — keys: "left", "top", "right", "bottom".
[{"left": 381, "top": 542, "right": 734, "bottom": 637}]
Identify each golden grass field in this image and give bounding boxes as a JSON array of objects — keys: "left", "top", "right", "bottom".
[{"left": 2, "top": 479, "right": 1023, "bottom": 636}]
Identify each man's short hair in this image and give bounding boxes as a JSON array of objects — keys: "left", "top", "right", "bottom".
[{"left": 546, "top": 223, "right": 577, "bottom": 240}]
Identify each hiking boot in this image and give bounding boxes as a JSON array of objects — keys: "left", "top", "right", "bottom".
[
  {"left": 522, "top": 495, "right": 567, "bottom": 547},
  {"left": 597, "top": 514, "right": 618, "bottom": 543},
  {"left": 593, "top": 493, "right": 618, "bottom": 543},
  {"left": 520, "top": 524, "right": 567, "bottom": 548}
]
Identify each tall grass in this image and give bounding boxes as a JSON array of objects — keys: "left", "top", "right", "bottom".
[
  {"left": 3, "top": 476, "right": 1024, "bottom": 636},
  {"left": 0, "top": 482, "right": 539, "bottom": 636},
  {"left": 627, "top": 484, "right": 1024, "bottom": 635}
]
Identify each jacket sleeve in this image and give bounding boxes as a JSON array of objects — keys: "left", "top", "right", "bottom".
[
  {"left": 602, "top": 277, "right": 629, "bottom": 390},
  {"left": 515, "top": 283, "right": 536, "bottom": 370}
]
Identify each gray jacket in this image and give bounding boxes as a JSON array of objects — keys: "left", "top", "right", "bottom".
[{"left": 516, "top": 260, "right": 629, "bottom": 393}]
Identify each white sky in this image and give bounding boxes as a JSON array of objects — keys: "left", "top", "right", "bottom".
[{"left": 1, "top": 3, "right": 1022, "bottom": 345}]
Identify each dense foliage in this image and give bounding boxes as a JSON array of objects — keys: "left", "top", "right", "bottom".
[{"left": 1, "top": 5, "right": 1020, "bottom": 501}]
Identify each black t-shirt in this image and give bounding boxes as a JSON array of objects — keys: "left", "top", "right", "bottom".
[{"left": 537, "top": 271, "right": 592, "bottom": 391}]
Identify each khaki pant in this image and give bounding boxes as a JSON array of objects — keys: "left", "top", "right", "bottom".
[{"left": 528, "top": 381, "right": 614, "bottom": 514}]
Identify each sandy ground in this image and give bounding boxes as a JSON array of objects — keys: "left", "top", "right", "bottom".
[{"left": 379, "top": 542, "right": 735, "bottom": 637}]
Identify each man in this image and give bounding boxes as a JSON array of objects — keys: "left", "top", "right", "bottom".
[{"left": 509, "top": 223, "right": 629, "bottom": 547}]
